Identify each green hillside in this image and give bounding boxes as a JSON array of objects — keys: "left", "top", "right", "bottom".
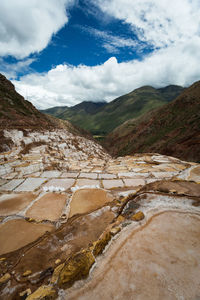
[
  {"left": 105, "top": 81, "right": 200, "bottom": 162},
  {"left": 42, "top": 85, "right": 184, "bottom": 136},
  {"left": 40, "top": 106, "right": 68, "bottom": 116}
]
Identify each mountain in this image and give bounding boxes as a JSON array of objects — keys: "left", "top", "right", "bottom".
[
  {"left": 105, "top": 81, "right": 200, "bottom": 162},
  {"left": 42, "top": 85, "right": 184, "bottom": 135},
  {"left": 0, "top": 73, "right": 91, "bottom": 152},
  {"left": 0, "top": 73, "right": 54, "bottom": 130},
  {"left": 40, "top": 105, "right": 68, "bottom": 116}
]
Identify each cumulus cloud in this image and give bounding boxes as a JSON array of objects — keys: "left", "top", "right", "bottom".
[
  {"left": 10, "top": 0, "right": 200, "bottom": 109},
  {"left": 0, "top": 0, "right": 74, "bottom": 58},
  {"left": 13, "top": 37, "right": 200, "bottom": 109}
]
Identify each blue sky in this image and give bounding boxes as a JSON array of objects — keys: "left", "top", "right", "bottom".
[{"left": 0, "top": 0, "right": 200, "bottom": 109}]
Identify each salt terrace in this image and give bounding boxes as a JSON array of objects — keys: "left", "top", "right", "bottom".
[{"left": 0, "top": 129, "right": 200, "bottom": 299}]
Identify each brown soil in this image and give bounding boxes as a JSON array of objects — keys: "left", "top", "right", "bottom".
[
  {"left": 0, "top": 219, "right": 54, "bottom": 255},
  {"left": 69, "top": 189, "right": 114, "bottom": 218},
  {"left": 26, "top": 193, "right": 67, "bottom": 221},
  {"left": 0, "top": 193, "right": 36, "bottom": 216},
  {"left": 189, "top": 166, "right": 200, "bottom": 182},
  {"left": 1, "top": 208, "right": 115, "bottom": 299}
]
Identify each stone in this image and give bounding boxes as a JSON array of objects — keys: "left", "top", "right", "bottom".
[
  {"left": 152, "top": 172, "right": 174, "bottom": 179},
  {"left": 189, "top": 166, "right": 200, "bottom": 183},
  {"left": 23, "top": 270, "right": 32, "bottom": 277},
  {"left": 110, "top": 227, "right": 121, "bottom": 236},
  {"left": 0, "top": 179, "right": 24, "bottom": 191},
  {"left": 115, "top": 215, "right": 125, "bottom": 225},
  {"left": 19, "top": 288, "right": 32, "bottom": 297},
  {"left": 27, "top": 218, "right": 35, "bottom": 222},
  {"left": 26, "top": 285, "right": 57, "bottom": 300},
  {"left": 51, "top": 263, "right": 64, "bottom": 284},
  {"left": 61, "top": 172, "right": 79, "bottom": 178},
  {"left": 75, "top": 179, "right": 100, "bottom": 187},
  {"left": 17, "top": 162, "right": 42, "bottom": 176},
  {"left": 0, "top": 179, "right": 7, "bottom": 186},
  {"left": 41, "top": 170, "right": 61, "bottom": 178},
  {"left": 118, "top": 172, "right": 136, "bottom": 178},
  {"left": 0, "top": 257, "right": 6, "bottom": 261},
  {"left": 55, "top": 259, "right": 61, "bottom": 265},
  {"left": 117, "top": 190, "right": 137, "bottom": 197},
  {"left": 42, "top": 178, "right": 75, "bottom": 191},
  {"left": 15, "top": 178, "right": 46, "bottom": 192},
  {"left": 99, "top": 173, "right": 117, "bottom": 179},
  {"left": 92, "top": 231, "right": 112, "bottom": 257},
  {"left": 132, "top": 211, "right": 145, "bottom": 221},
  {"left": 169, "top": 189, "right": 177, "bottom": 194},
  {"left": 79, "top": 173, "right": 98, "bottom": 179},
  {"left": 102, "top": 179, "right": 124, "bottom": 189},
  {"left": 58, "top": 249, "right": 95, "bottom": 288},
  {"left": 0, "top": 273, "right": 11, "bottom": 285},
  {"left": 123, "top": 179, "right": 145, "bottom": 187}
]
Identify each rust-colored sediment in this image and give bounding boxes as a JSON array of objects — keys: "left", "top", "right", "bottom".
[
  {"left": 26, "top": 193, "right": 67, "bottom": 221},
  {"left": 69, "top": 189, "right": 114, "bottom": 218},
  {"left": 0, "top": 219, "right": 54, "bottom": 255},
  {"left": 0, "top": 193, "right": 36, "bottom": 216}
]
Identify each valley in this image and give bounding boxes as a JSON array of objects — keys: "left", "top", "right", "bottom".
[
  {"left": 0, "top": 74, "right": 199, "bottom": 300},
  {"left": 41, "top": 85, "right": 184, "bottom": 136}
]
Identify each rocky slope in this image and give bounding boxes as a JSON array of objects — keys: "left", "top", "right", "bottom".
[
  {"left": 42, "top": 85, "right": 184, "bottom": 135},
  {"left": 0, "top": 73, "right": 93, "bottom": 153},
  {"left": 40, "top": 106, "right": 68, "bottom": 117},
  {"left": 105, "top": 81, "right": 200, "bottom": 162},
  {"left": 0, "top": 73, "right": 55, "bottom": 130}
]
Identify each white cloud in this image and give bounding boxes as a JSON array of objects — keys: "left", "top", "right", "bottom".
[
  {"left": 13, "top": 36, "right": 200, "bottom": 109},
  {"left": 82, "top": 27, "right": 143, "bottom": 53},
  {"left": 0, "top": 58, "right": 35, "bottom": 79},
  {"left": 94, "top": 0, "right": 200, "bottom": 49},
  {"left": 9, "top": 0, "right": 200, "bottom": 109},
  {"left": 0, "top": 0, "right": 74, "bottom": 58}
]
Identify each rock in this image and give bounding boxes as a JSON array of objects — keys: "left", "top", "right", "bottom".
[
  {"left": 23, "top": 270, "right": 32, "bottom": 277},
  {"left": 132, "top": 211, "right": 145, "bottom": 221},
  {"left": 122, "top": 201, "right": 141, "bottom": 216},
  {"left": 0, "top": 257, "right": 6, "bottom": 262},
  {"left": 51, "top": 263, "right": 64, "bottom": 284},
  {"left": 115, "top": 215, "right": 125, "bottom": 225},
  {"left": 110, "top": 227, "right": 121, "bottom": 236},
  {"left": 27, "top": 218, "right": 35, "bottom": 223},
  {"left": 26, "top": 285, "right": 57, "bottom": 300},
  {"left": 55, "top": 259, "right": 61, "bottom": 265},
  {"left": 58, "top": 249, "right": 95, "bottom": 288},
  {"left": 169, "top": 189, "right": 177, "bottom": 194},
  {"left": 0, "top": 273, "right": 11, "bottom": 285},
  {"left": 93, "top": 231, "right": 112, "bottom": 257},
  {"left": 19, "top": 288, "right": 32, "bottom": 298}
]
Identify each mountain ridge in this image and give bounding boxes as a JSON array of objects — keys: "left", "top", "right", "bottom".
[
  {"left": 105, "top": 80, "right": 200, "bottom": 162},
  {"left": 0, "top": 73, "right": 92, "bottom": 152},
  {"left": 42, "top": 84, "right": 184, "bottom": 135}
]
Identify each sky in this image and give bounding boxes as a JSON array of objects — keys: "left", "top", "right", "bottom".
[{"left": 0, "top": 0, "right": 200, "bottom": 109}]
